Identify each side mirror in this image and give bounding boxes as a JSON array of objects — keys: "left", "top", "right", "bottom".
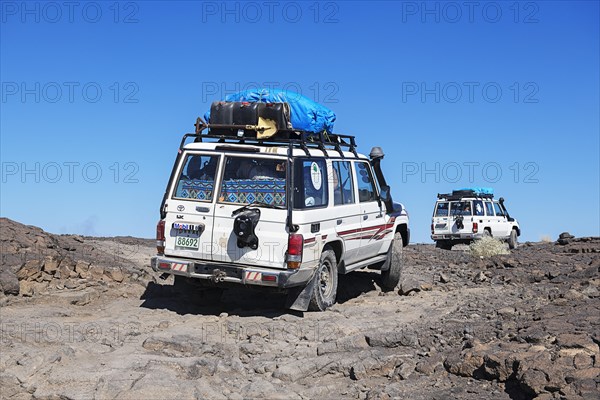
[{"left": 379, "top": 185, "right": 394, "bottom": 213}]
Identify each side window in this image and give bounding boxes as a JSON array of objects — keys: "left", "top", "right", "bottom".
[
  {"left": 473, "top": 200, "right": 484, "bottom": 216},
  {"left": 294, "top": 159, "right": 328, "bottom": 209},
  {"left": 485, "top": 201, "right": 495, "bottom": 216},
  {"left": 173, "top": 154, "right": 220, "bottom": 201},
  {"left": 332, "top": 161, "right": 355, "bottom": 205},
  {"left": 355, "top": 162, "right": 377, "bottom": 203},
  {"left": 493, "top": 202, "right": 505, "bottom": 217}
]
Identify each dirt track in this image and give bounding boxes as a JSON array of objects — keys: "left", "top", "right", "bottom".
[{"left": 1, "top": 218, "right": 599, "bottom": 399}]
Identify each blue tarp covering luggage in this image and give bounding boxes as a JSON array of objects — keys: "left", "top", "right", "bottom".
[
  {"left": 204, "top": 88, "right": 336, "bottom": 134},
  {"left": 456, "top": 187, "right": 494, "bottom": 195}
]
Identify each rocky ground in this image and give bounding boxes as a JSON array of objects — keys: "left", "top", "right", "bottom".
[{"left": 0, "top": 217, "right": 598, "bottom": 400}]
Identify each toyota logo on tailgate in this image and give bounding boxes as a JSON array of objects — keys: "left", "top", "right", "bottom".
[{"left": 177, "top": 205, "right": 185, "bottom": 212}]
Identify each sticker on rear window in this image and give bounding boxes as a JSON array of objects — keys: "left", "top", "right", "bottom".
[{"left": 310, "top": 162, "right": 322, "bottom": 190}]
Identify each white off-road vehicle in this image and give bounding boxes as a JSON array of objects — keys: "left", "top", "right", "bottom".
[
  {"left": 431, "top": 188, "right": 520, "bottom": 250},
  {"left": 151, "top": 112, "right": 409, "bottom": 311}
]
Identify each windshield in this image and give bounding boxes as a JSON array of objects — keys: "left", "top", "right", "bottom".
[
  {"left": 218, "top": 156, "right": 287, "bottom": 207},
  {"left": 450, "top": 201, "right": 472, "bottom": 216},
  {"left": 434, "top": 202, "right": 449, "bottom": 217}
]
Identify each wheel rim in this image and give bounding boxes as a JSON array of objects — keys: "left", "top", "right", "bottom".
[{"left": 318, "top": 259, "right": 334, "bottom": 298}]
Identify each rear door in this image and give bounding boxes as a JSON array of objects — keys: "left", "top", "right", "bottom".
[
  {"left": 433, "top": 201, "right": 451, "bottom": 234},
  {"left": 164, "top": 152, "right": 220, "bottom": 260},
  {"left": 211, "top": 155, "right": 289, "bottom": 269},
  {"left": 449, "top": 201, "right": 473, "bottom": 234}
]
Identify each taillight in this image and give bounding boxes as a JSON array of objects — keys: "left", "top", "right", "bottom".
[
  {"left": 156, "top": 220, "right": 166, "bottom": 255},
  {"left": 472, "top": 222, "right": 479, "bottom": 233},
  {"left": 286, "top": 233, "right": 304, "bottom": 269},
  {"left": 431, "top": 223, "right": 434, "bottom": 234}
]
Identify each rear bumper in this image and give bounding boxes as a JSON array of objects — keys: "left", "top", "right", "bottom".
[
  {"left": 151, "top": 256, "right": 313, "bottom": 288},
  {"left": 431, "top": 233, "right": 483, "bottom": 241}
]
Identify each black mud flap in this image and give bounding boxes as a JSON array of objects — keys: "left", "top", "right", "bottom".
[{"left": 285, "top": 271, "right": 317, "bottom": 312}]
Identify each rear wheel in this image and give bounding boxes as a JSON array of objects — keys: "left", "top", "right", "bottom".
[
  {"left": 483, "top": 229, "right": 492, "bottom": 238},
  {"left": 436, "top": 240, "right": 453, "bottom": 250},
  {"left": 308, "top": 249, "right": 338, "bottom": 311},
  {"left": 381, "top": 233, "right": 403, "bottom": 290},
  {"left": 508, "top": 229, "right": 518, "bottom": 249}
]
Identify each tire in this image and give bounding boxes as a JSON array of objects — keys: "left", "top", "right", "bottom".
[
  {"left": 508, "top": 229, "right": 518, "bottom": 249},
  {"left": 381, "top": 232, "right": 403, "bottom": 290},
  {"left": 308, "top": 249, "right": 338, "bottom": 312},
  {"left": 436, "top": 240, "right": 453, "bottom": 250},
  {"left": 483, "top": 229, "right": 492, "bottom": 238}
]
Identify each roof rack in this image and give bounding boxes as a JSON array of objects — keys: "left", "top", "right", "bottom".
[
  {"left": 178, "top": 117, "right": 358, "bottom": 158},
  {"left": 437, "top": 190, "right": 494, "bottom": 201}
]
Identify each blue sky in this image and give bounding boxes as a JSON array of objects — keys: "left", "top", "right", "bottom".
[{"left": 1, "top": 1, "right": 598, "bottom": 242}]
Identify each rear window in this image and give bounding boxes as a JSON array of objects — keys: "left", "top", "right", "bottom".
[
  {"left": 434, "top": 202, "right": 449, "bottom": 216},
  {"left": 173, "top": 154, "right": 220, "bottom": 201},
  {"left": 450, "top": 201, "right": 472, "bottom": 216},
  {"left": 218, "top": 156, "right": 287, "bottom": 207}
]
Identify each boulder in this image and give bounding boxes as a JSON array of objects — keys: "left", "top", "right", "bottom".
[
  {"left": 106, "top": 267, "right": 124, "bottom": 283},
  {"left": 19, "top": 280, "right": 35, "bottom": 297},
  {"left": 0, "top": 270, "right": 20, "bottom": 295},
  {"left": 398, "top": 278, "right": 422, "bottom": 296},
  {"left": 16, "top": 259, "right": 43, "bottom": 280},
  {"left": 42, "top": 256, "right": 60, "bottom": 274}
]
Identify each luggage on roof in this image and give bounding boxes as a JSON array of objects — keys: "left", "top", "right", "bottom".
[
  {"left": 208, "top": 101, "right": 292, "bottom": 138},
  {"left": 437, "top": 187, "right": 494, "bottom": 200},
  {"left": 455, "top": 187, "right": 494, "bottom": 195},
  {"left": 204, "top": 88, "right": 336, "bottom": 136}
]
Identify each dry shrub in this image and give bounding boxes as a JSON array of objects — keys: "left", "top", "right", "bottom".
[
  {"left": 470, "top": 236, "right": 509, "bottom": 257},
  {"left": 540, "top": 235, "right": 553, "bottom": 243}
]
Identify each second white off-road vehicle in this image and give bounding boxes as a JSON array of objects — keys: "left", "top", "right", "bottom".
[
  {"left": 151, "top": 104, "right": 409, "bottom": 311},
  {"left": 431, "top": 188, "right": 520, "bottom": 250}
]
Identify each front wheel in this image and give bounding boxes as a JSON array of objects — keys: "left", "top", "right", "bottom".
[
  {"left": 381, "top": 232, "right": 403, "bottom": 290},
  {"left": 308, "top": 249, "right": 338, "bottom": 311},
  {"left": 508, "top": 229, "right": 518, "bottom": 249}
]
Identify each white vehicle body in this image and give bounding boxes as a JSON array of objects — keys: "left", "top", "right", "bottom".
[
  {"left": 431, "top": 190, "right": 520, "bottom": 250},
  {"left": 151, "top": 131, "right": 409, "bottom": 311}
]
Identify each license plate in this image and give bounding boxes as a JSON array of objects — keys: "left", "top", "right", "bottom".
[{"left": 175, "top": 235, "right": 199, "bottom": 250}]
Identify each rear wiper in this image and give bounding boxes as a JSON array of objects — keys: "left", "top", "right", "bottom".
[{"left": 232, "top": 201, "right": 285, "bottom": 216}]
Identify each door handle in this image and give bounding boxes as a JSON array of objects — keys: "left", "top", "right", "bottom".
[
  {"left": 363, "top": 215, "right": 368, "bottom": 220},
  {"left": 337, "top": 219, "right": 343, "bottom": 225}
]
